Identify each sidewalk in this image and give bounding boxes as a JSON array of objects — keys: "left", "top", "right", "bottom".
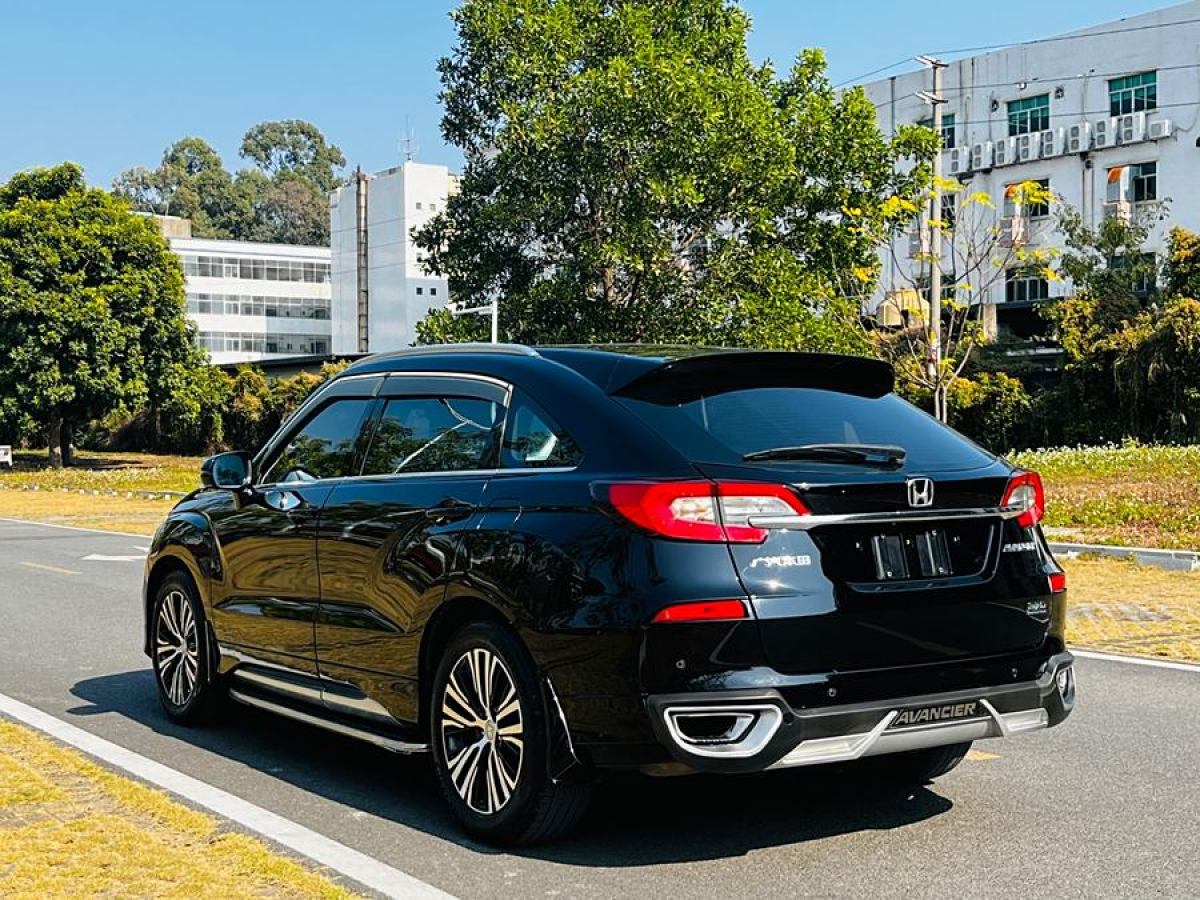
[{"left": 0, "top": 719, "right": 354, "bottom": 899}]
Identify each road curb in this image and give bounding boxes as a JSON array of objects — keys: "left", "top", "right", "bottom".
[{"left": 1050, "top": 541, "right": 1200, "bottom": 572}]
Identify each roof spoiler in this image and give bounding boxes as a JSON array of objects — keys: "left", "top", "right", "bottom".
[{"left": 612, "top": 352, "right": 895, "bottom": 403}]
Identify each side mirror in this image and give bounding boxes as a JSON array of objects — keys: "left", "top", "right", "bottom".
[{"left": 201, "top": 451, "right": 253, "bottom": 490}]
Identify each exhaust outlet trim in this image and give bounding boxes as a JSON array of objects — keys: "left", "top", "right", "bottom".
[{"left": 661, "top": 704, "right": 783, "bottom": 758}]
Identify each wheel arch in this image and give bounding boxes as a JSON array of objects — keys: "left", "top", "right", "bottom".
[{"left": 418, "top": 595, "right": 515, "bottom": 731}]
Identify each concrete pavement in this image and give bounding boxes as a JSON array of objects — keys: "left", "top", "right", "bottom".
[{"left": 1, "top": 516, "right": 1197, "bottom": 898}]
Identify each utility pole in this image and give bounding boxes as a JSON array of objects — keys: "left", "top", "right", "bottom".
[
  {"left": 917, "top": 56, "right": 948, "bottom": 420},
  {"left": 449, "top": 298, "right": 499, "bottom": 344}
]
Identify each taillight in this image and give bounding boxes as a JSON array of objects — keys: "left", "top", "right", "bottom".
[
  {"left": 1049, "top": 570, "right": 1067, "bottom": 593},
  {"left": 1003, "top": 471, "right": 1045, "bottom": 529},
  {"left": 601, "top": 480, "right": 807, "bottom": 543},
  {"left": 651, "top": 599, "right": 748, "bottom": 623}
]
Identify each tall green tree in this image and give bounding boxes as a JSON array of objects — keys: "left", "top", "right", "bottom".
[
  {"left": 415, "top": 0, "right": 933, "bottom": 350},
  {"left": 114, "top": 121, "right": 344, "bottom": 245},
  {"left": 0, "top": 163, "right": 196, "bottom": 465}
]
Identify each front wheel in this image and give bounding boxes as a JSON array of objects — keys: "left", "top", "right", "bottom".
[
  {"left": 152, "top": 572, "right": 222, "bottom": 725},
  {"left": 430, "top": 620, "right": 591, "bottom": 845}
]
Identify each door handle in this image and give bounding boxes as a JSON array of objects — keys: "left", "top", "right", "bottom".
[{"left": 425, "top": 499, "right": 474, "bottom": 524}]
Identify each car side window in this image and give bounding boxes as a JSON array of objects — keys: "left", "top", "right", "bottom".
[
  {"left": 362, "top": 396, "right": 501, "bottom": 475},
  {"left": 261, "top": 399, "right": 373, "bottom": 484},
  {"left": 501, "top": 392, "right": 583, "bottom": 469}
]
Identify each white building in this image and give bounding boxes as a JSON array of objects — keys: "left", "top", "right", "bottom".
[
  {"left": 863, "top": 1, "right": 1200, "bottom": 332},
  {"left": 329, "top": 161, "right": 455, "bottom": 354},
  {"left": 172, "top": 235, "right": 333, "bottom": 366}
]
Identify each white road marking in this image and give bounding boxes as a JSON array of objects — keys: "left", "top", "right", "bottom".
[
  {"left": 0, "top": 516, "right": 152, "bottom": 539},
  {"left": 0, "top": 691, "right": 454, "bottom": 900},
  {"left": 82, "top": 553, "right": 147, "bottom": 562},
  {"left": 1074, "top": 649, "right": 1200, "bottom": 674}
]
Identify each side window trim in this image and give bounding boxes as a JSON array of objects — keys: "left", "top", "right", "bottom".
[
  {"left": 254, "top": 374, "right": 384, "bottom": 475},
  {"left": 499, "top": 389, "right": 584, "bottom": 470},
  {"left": 257, "top": 397, "right": 377, "bottom": 487}
]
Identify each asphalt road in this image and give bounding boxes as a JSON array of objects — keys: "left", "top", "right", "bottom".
[{"left": 1, "top": 516, "right": 1197, "bottom": 899}]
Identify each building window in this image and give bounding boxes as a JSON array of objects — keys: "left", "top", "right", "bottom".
[
  {"left": 1003, "top": 179, "right": 1051, "bottom": 219},
  {"left": 1131, "top": 162, "right": 1157, "bottom": 203},
  {"left": 1109, "top": 71, "right": 1157, "bottom": 116},
  {"left": 430, "top": 287, "right": 437, "bottom": 296},
  {"left": 919, "top": 112, "right": 956, "bottom": 149},
  {"left": 416, "top": 286, "right": 423, "bottom": 295},
  {"left": 940, "top": 192, "right": 956, "bottom": 229},
  {"left": 1005, "top": 269, "right": 1050, "bottom": 304},
  {"left": 195, "top": 331, "right": 330, "bottom": 356},
  {"left": 179, "top": 254, "right": 330, "bottom": 283},
  {"left": 416, "top": 202, "right": 423, "bottom": 210},
  {"left": 1007, "top": 94, "right": 1050, "bottom": 136}
]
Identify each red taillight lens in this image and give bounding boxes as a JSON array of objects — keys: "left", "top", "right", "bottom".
[
  {"left": 1049, "top": 570, "right": 1067, "bottom": 593},
  {"left": 603, "top": 480, "right": 808, "bottom": 544},
  {"left": 651, "top": 599, "right": 748, "bottom": 623},
  {"left": 1002, "top": 471, "right": 1045, "bottom": 529}
]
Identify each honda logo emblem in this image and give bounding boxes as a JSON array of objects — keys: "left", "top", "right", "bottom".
[{"left": 907, "top": 477, "right": 934, "bottom": 508}]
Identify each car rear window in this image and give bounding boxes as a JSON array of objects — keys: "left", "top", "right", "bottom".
[{"left": 615, "top": 387, "right": 993, "bottom": 472}]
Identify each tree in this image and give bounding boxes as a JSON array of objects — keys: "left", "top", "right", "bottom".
[
  {"left": 114, "top": 121, "right": 344, "bottom": 245},
  {"left": 414, "top": 0, "right": 933, "bottom": 350},
  {"left": 240, "top": 120, "right": 346, "bottom": 194},
  {"left": 0, "top": 163, "right": 194, "bottom": 465},
  {"left": 882, "top": 180, "right": 1058, "bottom": 421}
]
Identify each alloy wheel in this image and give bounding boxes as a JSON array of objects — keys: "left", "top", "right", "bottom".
[
  {"left": 156, "top": 589, "right": 200, "bottom": 707},
  {"left": 440, "top": 647, "right": 524, "bottom": 815}
]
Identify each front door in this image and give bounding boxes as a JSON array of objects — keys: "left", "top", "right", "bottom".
[
  {"left": 315, "top": 374, "right": 507, "bottom": 723},
  {"left": 208, "top": 386, "right": 379, "bottom": 674}
]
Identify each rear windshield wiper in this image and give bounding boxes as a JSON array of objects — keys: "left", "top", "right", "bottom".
[{"left": 742, "top": 443, "right": 907, "bottom": 467}]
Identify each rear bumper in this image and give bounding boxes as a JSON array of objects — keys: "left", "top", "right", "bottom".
[{"left": 645, "top": 650, "right": 1075, "bottom": 774}]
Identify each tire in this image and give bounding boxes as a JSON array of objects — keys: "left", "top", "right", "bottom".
[
  {"left": 860, "top": 741, "right": 973, "bottom": 785},
  {"left": 430, "top": 620, "right": 592, "bottom": 845},
  {"left": 151, "top": 572, "right": 223, "bottom": 725}
]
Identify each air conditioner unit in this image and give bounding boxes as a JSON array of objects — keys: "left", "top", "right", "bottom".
[
  {"left": 1016, "top": 133, "right": 1037, "bottom": 163},
  {"left": 1117, "top": 112, "right": 1147, "bottom": 144},
  {"left": 947, "top": 147, "right": 969, "bottom": 175},
  {"left": 1103, "top": 199, "right": 1133, "bottom": 222},
  {"left": 1065, "top": 122, "right": 1092, "bottom": 154},
  {"left": 1148, "top": 118, "right": 1175, "bottom": 140},
  {"left": 1039, "top": 128, "right": 1065, "bottom": 158},
  {"left": 993, "top": 137, "right": 1017, "bottom": 167},
  {"left": 970, "top": 141, "right": 994, "bottom": 170},
  {"left": 1094, "top": 117, "right": 1118, "bottom": 149},
  {"left": 999, "top": 215, "right": 1028, "bottom": 248}
]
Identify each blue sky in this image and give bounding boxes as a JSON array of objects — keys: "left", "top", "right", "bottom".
[{"left": 0, "top": 0, "right": 1177, "bottom": 186}]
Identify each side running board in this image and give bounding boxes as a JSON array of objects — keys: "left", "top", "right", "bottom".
[{"left": 228, "top": 689, "right": 428, "bottom": 755}]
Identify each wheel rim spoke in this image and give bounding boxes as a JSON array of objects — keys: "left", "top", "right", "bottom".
[
  {"left": 440, "top": 646, "right": 524, "bottom": 815},
  {"left": 157, "top": 590, "right": 199, "bottom": 708}
]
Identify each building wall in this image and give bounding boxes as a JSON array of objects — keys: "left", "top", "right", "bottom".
[
  {"left": 329, "top": 161, "right": 452, "bottom": 355},
  {"left": 171, "top": 237, "right": 332, "bottom": 366},
  {"left": 862, "top": 0, "right": 1200, "bottom": 315}
]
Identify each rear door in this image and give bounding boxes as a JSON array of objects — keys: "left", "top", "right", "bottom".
[
  {"left": 314, "top": 373, "right": 507, "bottom": 724},
  {"left": 614, "top": 366, "right": 1052, "bottom": 674}
]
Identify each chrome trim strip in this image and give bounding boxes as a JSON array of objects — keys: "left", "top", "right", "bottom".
[
  {"left": 767, "top": 704, "right": 1048, "bottom": 770},
  {"left": 228, "top": 690, "right": 428, "bottom": 755},
  {"left": 320, "top": 686, "right": 399, "bottom": 725},
  {"left": 231, "top": 668, "right": 324, "bottom": 704},
  {"left": 661, "top": 704, "right": 783, "bottom": 759},
  {"left": 748, "top": 505, "right": 1027, "bottom": 530}
]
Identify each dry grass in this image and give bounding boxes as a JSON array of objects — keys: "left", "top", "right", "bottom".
[
  {"left": 0, "top": 489, "right": 171, "bottom": 535},
  {"left": 0, "top": 720, "right": 357, "bottom": 899},
  {"left": 1063, "top": 556, "right": 1200, "bottom": 661},
  {"left": 1, "top": 450, "right": 203, "bottom": 494}
]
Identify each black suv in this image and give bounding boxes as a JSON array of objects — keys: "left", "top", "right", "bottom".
[{"left": 143, "top": 345, "right": 1074, "bottom": 844}]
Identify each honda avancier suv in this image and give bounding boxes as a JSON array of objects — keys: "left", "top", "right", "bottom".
[{"left": 143, "top": 345, "right": 1075, "bottom": 844}]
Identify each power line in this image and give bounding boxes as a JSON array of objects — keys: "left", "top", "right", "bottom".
[
  {"left": 834, "top": 57, "right": 915, "bottom": 89},
  {"left": 913, "top": 97, "right": 1200, "bottom": 129},
  {"left": 937, "top": 61, "right": 1200, "bottom": 95}
]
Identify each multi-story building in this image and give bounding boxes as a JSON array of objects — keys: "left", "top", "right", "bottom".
[
  {"left": 329, "top": 161, "right": 455, "bottom": 354},
  {"left": 862, "top": 1, "right": 1200, "bottom": 333},
  {"left": 164, "top": 224, "right": 333, "bottom": 365}
]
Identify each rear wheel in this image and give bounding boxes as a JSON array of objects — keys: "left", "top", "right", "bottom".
[
  {"left": 430, "top": 620, "right": 591, "bottom": 845},
  {"left": 860, "top": 742, "right": 972, "bottom": 785},
  {"left": 152, "top": 572, "right": 222, "bottom": 725}
]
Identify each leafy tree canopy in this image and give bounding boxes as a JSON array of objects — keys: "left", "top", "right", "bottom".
[
  {"left": 0, "top": 163, "right": 198, "bottom": 465},
  {"left": 415, "top": 0, "right": 934, "bottom": 351},
  {"left": 113, "top": 121, "right": 345, "bottom": 245}
]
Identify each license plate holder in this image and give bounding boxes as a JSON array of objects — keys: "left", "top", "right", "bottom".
[{"left": 871, "top": 528, "right": 953, "bottom": 580}]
